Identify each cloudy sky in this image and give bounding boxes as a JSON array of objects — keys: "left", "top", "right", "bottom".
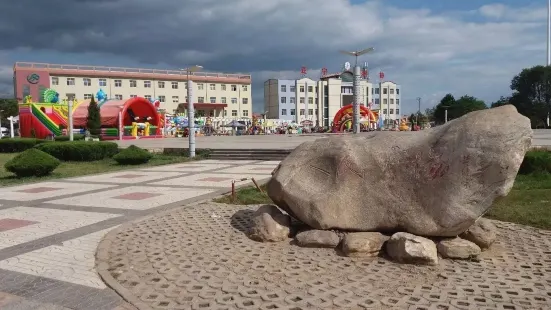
[{"left": 0, "top": 0, "right": 546, "bottom": 114}]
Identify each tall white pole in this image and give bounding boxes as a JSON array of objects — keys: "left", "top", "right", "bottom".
[
  {"left": 547, "top": 0, "right": 551, "bottom": 66},
  {"left": 68, "top": 100, "right": 74, "bottom": 141},
  {"left": 352, "top": 65, "right": 361, "bottom": 133},
  {"left": 9, "top": 116, "right": 14, "bottom": 138},
  {"left": 118, "top": 109, "right": 123, "bottom": 140},
  {"left": 187, "top": 75, "right": 195, "bottom": 158},
  {"left": 304, "top": 81, "right": 309, "bottom": 123}
]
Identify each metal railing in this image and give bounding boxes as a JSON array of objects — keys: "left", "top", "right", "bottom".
[{"left": 13, "top": 62, "right": 251, "bottom": 79}]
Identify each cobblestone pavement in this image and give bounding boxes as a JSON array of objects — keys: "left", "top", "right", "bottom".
[
  {"left": 97, "top": 203, "right": 551, "bottom": 310},
  {"left": 0, "top": 160, "right": 277, "bottom": 309}
]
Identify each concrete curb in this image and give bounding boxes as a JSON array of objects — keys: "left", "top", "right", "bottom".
[{"left": 95, "top": 177, "right": 271, "bottom": 310}]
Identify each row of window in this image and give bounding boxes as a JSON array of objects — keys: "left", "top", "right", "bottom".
[
  {"left": 280, "top": 85, "right": 315, "bottom": 93},
  {"left": 280, "top": 84, "right": 400, "bottom": 95},
  {"left": 279, "top": 108, "right": 400, "bottom": 116},
  {"left": 52, "top": 77, "right": 248, "bottom": 91},
  {"left": 281, "top": 97, "right": 314, "bottom": 104},
  {"left": 77, "top": 93, "right": 248, "bottom": 104},
  {"left": 279, "top": 108, "right": 401, "bottom": 117},
  {"left": 374, "top": 87, "right": 399, "bottom": 95},
  {"left": 280, "top": 97, "right": 400, "bottom": 105},
  {"left": 374, "top": 98, "right": 400, "bottom": 105},
  {"left": 382, "top": 109, "right": 400, "bottom": 115},
  {"left": 281, "top": 109, "right": 318, "bottom": 116},
  {"left": 197, "top": 110, "right": 249, "bottom": 117}
]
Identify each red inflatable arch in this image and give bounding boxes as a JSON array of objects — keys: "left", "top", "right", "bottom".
[{"left": 332, "top": 104, "right": 376, "bottom": 132}]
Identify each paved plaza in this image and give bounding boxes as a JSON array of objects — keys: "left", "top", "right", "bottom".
[
  {"left": 115, "top": 129, "right": 551, "bottom": 150},
  {"left": 97, "top": 204, "right": 551, "bottom": 310},
  {"left": 0, "top": 160, "right": 277, "bottom": 310}
]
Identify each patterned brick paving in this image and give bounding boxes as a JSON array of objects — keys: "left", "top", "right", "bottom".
[
  {"left": 97, "top": 204, "right": 551, "bottom": 310},
  {"left": 0, "top": 160, "right": 277, "bottom": 310}
]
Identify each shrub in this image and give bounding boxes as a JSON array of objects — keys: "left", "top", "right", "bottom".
[
  {"left": 113, "top": 145, "right": 153, "bottom": 165},
  {"left": 4, "top": 148, "right": 60, "bottom": 177},
  {"left": 35, "top": 141, "right": 119, "bottom": 161},
  {"left": 519, "top": 150, "right": 551, "bottom": 174},
  {"left": 0, "top": 138, "right": 47, "bottom": 153},
  {"left": 54, "top": 134, "right": 85, "bottom": 142}
]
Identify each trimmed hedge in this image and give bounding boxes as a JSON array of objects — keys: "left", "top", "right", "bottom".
[
  {"left": 54, "top": 134, "right": 85, "bottom": 142},
  {"left": 519, "top": 150, "right": 551, "bottom": 174},
  {"left": 4, "top": 148, "right": 60, "bottom": 177},
  {"left": 113, "top": 145, "right": 153, "bottom": 165},
  {"left": 0, "top": 138, "right": 47, "bottom": 153},
  {"left": 35, "top": 141, "right": 119, "bottom": 161}
]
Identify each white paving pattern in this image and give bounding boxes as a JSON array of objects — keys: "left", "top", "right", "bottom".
[
  {"left": 149, "top": 172, "right": 271, "bottom": 187},
  {"left": 0, "top": 207, "right": 119, "bottom": 250},
  {"left": 0, "top": 182, "right": 116, "bottom": 201},
  {"left": 0, "top": 228, "right": 117, "bottom": 288},
  {"left": 46, "top": 186, "right": 216, "bottom": 210},
  {"left": 67, "top": 171, "right": 183, "bottom": 184},
  {"left": 0, "top": 159, "right": 280, "bottom": 305}
]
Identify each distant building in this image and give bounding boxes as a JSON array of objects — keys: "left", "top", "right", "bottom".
[
  {"left": 264, "top": 69, "right": 401, "bottom": 126},
  {"left": 13, "top": 62, "right": 253, "bottom": 118}
]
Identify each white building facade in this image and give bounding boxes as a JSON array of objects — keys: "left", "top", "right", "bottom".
[{"left": 264, "top": 71, "right": 402, "bottom": 127}]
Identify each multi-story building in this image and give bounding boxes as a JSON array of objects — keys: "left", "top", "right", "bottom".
[
  {"left": 264, "top": 70, "right": 401, "bottom": 127},
  {"left": 13, "top": 62, "right": 252, "bottom": 118}
]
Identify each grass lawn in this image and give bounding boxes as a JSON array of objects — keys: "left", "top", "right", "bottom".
[
  {"left": 217, "top": 174, "right": 551, "bottom": 230},
  {"left": 0, "top": 152, "right": 194, "bottom": 187}
]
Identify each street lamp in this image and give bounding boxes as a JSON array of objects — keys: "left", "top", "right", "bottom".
[
  {"left": 68, "top": 99, "right": 74, "bottom": 141},
  {"left": 181, "top": 65, "right": 203, "bottom": 158},
  {"left": 416, "top": 97, "right": 421, "bottom": 126},
  {"left": 547, "top": 0, "right": 551, "bottom": 66},
  {"left": 339, "top": 47, "right": 374, "bottom": 134},
  {"left": 0, "top": 109, "right": 3, "bottom": 139}
]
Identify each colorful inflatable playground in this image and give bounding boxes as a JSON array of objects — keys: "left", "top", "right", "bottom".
[
  {"left": 19, "top": 89, "right": 163, "bottom": 140},
  {"left": 331, "top": 104, "right": 379, "bottom": 132}
]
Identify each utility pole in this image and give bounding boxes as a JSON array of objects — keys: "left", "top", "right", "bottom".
[
  {"left": 339, "top": 47, "right": 374, "bottom": 133},
  {"left": 416, "top": 97, "right": 421, "bottom": 127},
  {"left": 547, "top": 0, "right": 551, "bottom": 66},
  {"left": 181, "top": 65, "right": 203, "bottom": 158}
]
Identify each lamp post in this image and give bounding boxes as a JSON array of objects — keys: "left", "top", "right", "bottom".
[
  {"left": 181, "top": 65, "right": 203, "bottom": 158},
  {"left": 0, "top": 109, "right": 3, "bottom": 139},
  {"left": 8, "top": 116, "right": 14, "bottom": 138},
  {"left": 339, "top": 47, "right": 374, "bottom": 134},
  {"left": 416, "top": 97, "right": 421, "bottom": 127},
  {"left": 547, "top": 0, "right": 551, "bottom": 66},
  {"left": 68, "top": 99, "right": 74, "bottom": 141}
]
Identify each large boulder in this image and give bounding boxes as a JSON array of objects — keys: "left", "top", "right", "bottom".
[
  {"left": 248, "top": 205, "right": 291, "bottom": 242},
  {"left": 267, "top": 106, "right": 531, "bottom": 237}
]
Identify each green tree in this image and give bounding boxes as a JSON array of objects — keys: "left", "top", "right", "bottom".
[
  {"left": 432, "top": 94, "right": 487, "bottom": 123},
  {"left": 86, "top": 96, "right": 101, "bottom": 135},
  {"left": 509, "top": 65, "right": 551, "bottom": 128},
  {"left": 490, "top": 96, "right": 509, "bottom": 108},
  {"left": 0, "top": 98, "right": 18, "bottom": 125},
  {"left": 433, "top": 94, "right": 455, "bottom": 124}
]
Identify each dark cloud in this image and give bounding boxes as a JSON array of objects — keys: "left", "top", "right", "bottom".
[{"left": 0, "top": 0, "right": 546, "bottom": 112}]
